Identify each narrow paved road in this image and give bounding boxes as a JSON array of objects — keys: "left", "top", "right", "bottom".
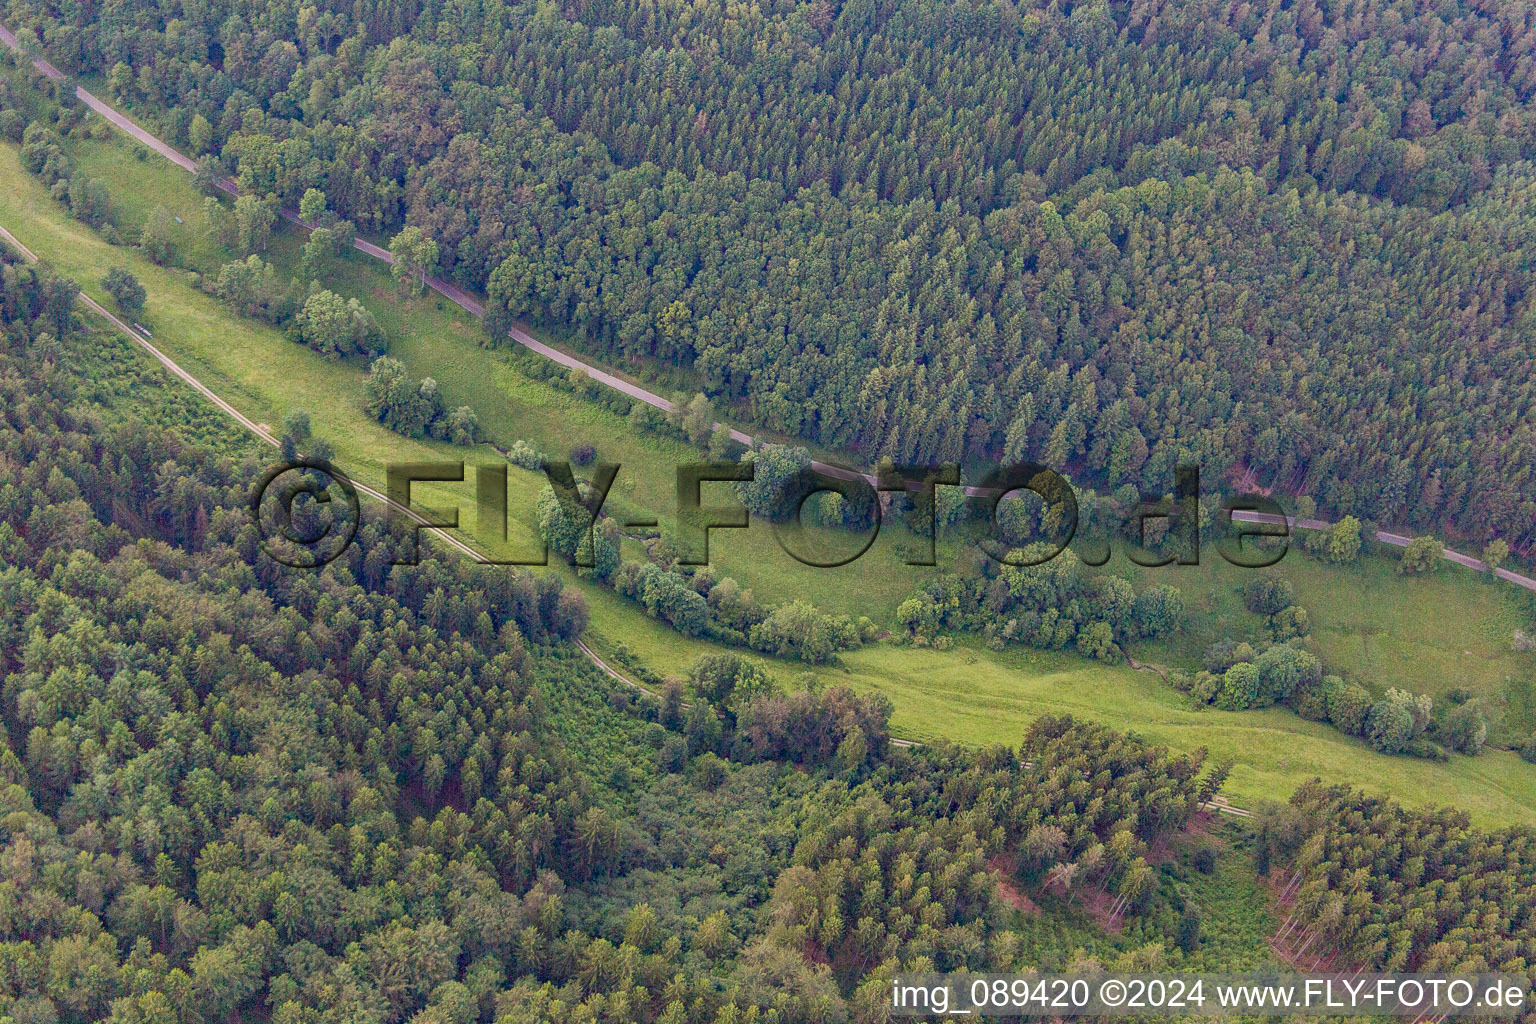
[
  {"left": 4, "top": 212, "right": 940, "bottom": 747},
  {"left": 8, "top": 21, "right": 1529, "bottom": 596},
  {"left": 10, "top": 22, "right": 1527, "bottom": 596},
  {"left": 1229, "top": 511, "right": 1536, "bottom": 594}
]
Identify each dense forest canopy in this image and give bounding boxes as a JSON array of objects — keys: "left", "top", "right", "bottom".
[
  {"left": 5, "top": 0, "right": 1534, "bottom": 548},
  {"left": 1262, "top": 781, "right": 1536, "bottom": 989},
  {"left": 0, "top": 253, "right": 1256, "bottom": 1022},
  {"left": 2, "top": 14, "right": 1536, "bottom": 1004}
]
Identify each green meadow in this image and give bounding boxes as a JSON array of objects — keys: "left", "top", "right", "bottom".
[
  {"left": 67, "top": 129, "right": 1536, "bottom": 682},
  {"left": 5, "top": 125, "right": 1535, "bottom": 824},
  {"left": 1124, "top": 545, "right": 1536, "bottom": 741}
]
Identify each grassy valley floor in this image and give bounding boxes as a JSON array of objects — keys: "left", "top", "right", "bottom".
[{"left": 4, "top": 129, "right": 1535, "bottom": 824}]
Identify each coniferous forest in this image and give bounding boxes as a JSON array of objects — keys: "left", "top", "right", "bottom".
[
  {"left": 3, "top": 0, "right": 1536, "bottom": 1021},
  {"left": 0, "top": 236, "right": 1532, "bottom": 1022},
  {"left": 0, "top": 258, "right": 1245, "bottom": 1021},
  {"left": 4, "top": 0, "right": 1533, "bottom": 546}
]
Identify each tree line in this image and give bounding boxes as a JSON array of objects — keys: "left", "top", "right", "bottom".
[
  {"left": 8, "top": 0, "right": 1534, "bottom": 551},
  {"left": 2, "top": 247, "right": 1258, "bottom": 1023},
  {"left": 1259, "top": 781, "right": 1536, "bottom": 998}
]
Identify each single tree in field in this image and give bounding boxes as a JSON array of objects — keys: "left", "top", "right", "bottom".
[
  {"left": 1396, "top": 535, "right": 1444, "bottom": 574},
  {"left": 141, "top": 205, "right": 177, "bottom": 265},
  {"left": 100, "top": 267, "right": 145, "bottom": 317},
  {"left": 389, "top": 226, "right": 438, "bottom": 297}
]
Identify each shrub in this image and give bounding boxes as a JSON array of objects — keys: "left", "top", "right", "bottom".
[
  {"left": 100, "top": 267, "right": 145, "bottom": 317},
  {"left": 1326, "top": 683, "right": 1373, "bottom": 736},
  {"left": 1437, "top": 701, "right": 1488, "bottom": 756},
  {"left": 571, "top": 443, "right": 596, "bottom": 465},
  {"left": 1074, "top": 620, "right": 1120, "bottom": 663},
  {"left": 212, "top": 254, "right": 294, "bottom": 323},
  {"left": 735, "top": 685, "right": 891, "bottom": 767},
  {"left": 1189, "top": 671, "right": 1222, "bottom": 705},
  {"left": 1253, "top": 644, "right": 1322, "bottom": 706},
  {"left": 896, "top": 595, "right": 937, "bottom": 635},
  {"left": 748, "top": 599, "right": 859, "bottom": 663},
  {"left": 1131, "top": 584, "right": 1184, "bottom": 638},
  {"left": 1202, "top": 638, "right": 1256, "bottom": 674},
  {"left": 1323, "top": 516, "right": 1362, "bottom": 563},
  {"left": 1292, "top": 674, "right": 1342, "bottom": 723},
  {"left": 736, "top": 444, "right": 812, "bottom": 521},
  {"left": 439, "top": 406, "right": 480, "bottom": 446},
  {"left": 1366, "top": 689, "right": 1431, "bottom": 754},
  {"left": 1241, "top": 575, "right": 1295, "bottom": 616},
  {"left": 1269, "top": 605, "right": 1310, "bottom": 640},
  {"left": 0, "top": 109, "right": 24, "bottom": 142},
  {"left": 296, "top": 288, "right": 386, "bottom": 358},
  {"left": 141, "top": 205, "right": 176, "bottom": 264},
  {"left": 689, "top": 652, "right": 774, "bottom": 719},
  {"left": 1396, "top": 535, "right": 1444, "bottom": 574},
  {"left": 1366, "top": 699, "right": 1416, "bottom": 753},
  {"left": 1176, "top": 908, "right": 1201, "bottom": 953},
  {"left": 506, "top": 439, "right": 544, "bottom": 470},
  {"left": 1214, "top": 661, "right": 1261, "bottom": 710},
  {"left": 65, "top": 174, "right": 112, "bottom": 229},
  {"left": 657, "top": 735, "right": 688, "bottom": 773},
  {"left": 614, "top": 561, "right": 709, "bottom": 636},
  {"left": 690, "top": 753, "right": 728, "bottom": 789},
  {"left": 1482, "top": 539, "right": 1509, "bottom": 572},
  {"left": 364, "top": 357, "right": 443, "bottom": 438}
]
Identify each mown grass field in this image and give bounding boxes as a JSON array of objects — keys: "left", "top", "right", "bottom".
[
  {"left": 6, "top": 126, "right": 1536, "bottom": 824},
  {"left": 1124, "top": 545, "right": 1536, "bottom": 746},
  {"left": 588, "top": 619, "right": 1536, "bottom": 824}
]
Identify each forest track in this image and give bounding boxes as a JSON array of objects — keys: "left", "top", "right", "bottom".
[
  {"left": 2, "top": 216, "right": 932, "bottom": 748},
  {"left": 5, "top": 30, "right": 1514, "bottom": 808},
  {"left": 4, "top": 22, "right": 1530, "bottom": 595},
  {"left": 0, "top": 226, "right": 495, "bottom": 568}
]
